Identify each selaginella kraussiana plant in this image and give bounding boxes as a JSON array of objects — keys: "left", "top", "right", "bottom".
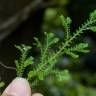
[{"left": 15, "top": 10, "right": 96, "bottom": 88}]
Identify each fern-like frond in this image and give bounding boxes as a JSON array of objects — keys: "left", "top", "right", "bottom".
[
  {"left": 90, "top": 10, "right": 96, "bottom": 20},
  {"left": 27, "top": 33, "right": 59, "bottom": 83},
  {"left": 54, "top": 10, "right": 96, "bottom": 59},
  {"left": 15, "top": 44, "right": 34, "bottom": 77},
  {"left": 63, "top": 43, "right": 89, "bottom": 58},
  {"left": 35, "top": 32, "right": 59, "bottom": 73},
  {"left": 15, "top": 10, "right": 96, "bottom": 88},
  {"left": 70, "top": 43, "right": 90, "bottom": 53},
  {"left": 60, "top": 15, "right": 72, "bottom": 41},
  {"left": 51, "top": 69, "right": 71, "bottom": 81},
  {"left": 89, "top": 26, "right": 96, "bottom": 32},
  {"left": 63, "top": 48, "right": 79, "bottom": 58}
]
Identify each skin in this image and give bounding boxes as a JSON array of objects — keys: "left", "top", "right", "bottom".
[{"left": 2, "top": 77, "right": 43, "bottom": 96}]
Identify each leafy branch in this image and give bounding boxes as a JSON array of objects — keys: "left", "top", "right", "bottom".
[
  {"left": 14, "top": 10, "right": 96, "bottom": 88},
  {"left": 15, "top": 45, "right": 34, "bottom": 77}
]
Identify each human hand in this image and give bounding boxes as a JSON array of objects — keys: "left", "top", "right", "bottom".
[{"left": 2, "top": 77, "right": 43, "bottom": 96}]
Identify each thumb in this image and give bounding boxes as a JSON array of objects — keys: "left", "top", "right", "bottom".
[{"left": 2, "top": 77, "right": 31, "bottom": 96}]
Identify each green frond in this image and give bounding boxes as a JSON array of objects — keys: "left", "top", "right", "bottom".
[
  {"left": 14, "top": 10, "right": 96, "bottom": 88},
  {"left": 59, "top": 12, "right": 96, "bottom": 52},
  {"left": 62, "top": 43, "right": 89, "bottom": 58},
  {"left": 89, "top": 26, "right": 96, "bottom": 32},
  {"left": 44, "top": 32, "right": 59, "bottom": 46},
  {"left": 60, "top": 15, "right": 72, "bottom": 41},
  {"left": 35, "top": 32, "right": 59, "bottom": 72},
  {"left": 70, "top": 43, "right": 90, "bottom": 53},
  {"left": 28, "top": 71, "right": 36, "bottom": 80},
  {"left": 34, "top": 37, "right": 42, "bottom": 51},
  {"left": 15, "top": 44, "right": 32, "bottom": 53},
  {"left": 51, "top": 69, "right": 71, "bottom": 81},
  {"left": 63, "top": 48, "right": 79, "bottom": 58},
  {"left": 90, "top": 10, "right": 96, "bottom": 20},
  {"left": 23, "top": 56, "right": 34, "bottom": 67},
  {"left": 15, "top": 44, "right": 34, "bottom": 77},
  {"left": 66, "top": 17, "right": 72, "bottom": 25},
  {"left": 27, "top": 33, "right": 60, "bottom": 83}
]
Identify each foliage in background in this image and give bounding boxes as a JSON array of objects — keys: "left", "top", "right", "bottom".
[
  {"left": 0, "top": 81, "right": 5, "bottom": 95},
  {"left": 42, "top": 0, "right": 69, "bottom": 32},
  {"left": 41, "top": 77, "right": 96, "bottom": 96},
  {"left": 14, "top": 10, "right": 96, "bottom": 94},
  {"left": 42, "top": 8, "right": 67, "bottom": 32},
  {"left": 0, "top": 81, "right": 5, "bottom": 89}
]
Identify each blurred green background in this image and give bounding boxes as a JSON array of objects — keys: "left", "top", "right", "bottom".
[{"left": 0, "top": 0, "right": 96, "bottom": 95}]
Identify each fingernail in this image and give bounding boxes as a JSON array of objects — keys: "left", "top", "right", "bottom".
[
  {"left": 2, "top": 77, "right": 31, "bottom": 96},
  {"left": 32, "top": 93, "right": 44, "bottom": 96}
]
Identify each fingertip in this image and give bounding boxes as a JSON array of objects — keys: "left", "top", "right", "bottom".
[
  {"left": 2, "top": 77, "right": 31, "bottom": 96},
  {"left": 32, "top": 93, "right": 44, "bottom": 96}
]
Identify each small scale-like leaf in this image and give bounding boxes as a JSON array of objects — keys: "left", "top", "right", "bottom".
[
  {"left": 37, "top": 72, "right": 44, "bottom": 80},
  {"left": 90, "top": 26, "right": 96, "bottom": 32},
  {"left": 24, "top": 57, "right": 34, "bottom": 67},
  {"left": 49, "top": 38, "right": 59, "bottom": 45},
  {"left": 56, "top": 70, "right": 71, "bottom": 81},
  {"left": 68, "top": 52, "right": 79, "bottom": 58},
  {"left": 70, "top": 43, "right": 89, "bottom": 54},
  {"left": 28, "top": 71, "right": 34, "bottom": 79},
  {"left": 64, "top": 48, "right": 79, "bottom": 58},
  {"left": 45, "top": 32, "right": 54, "bottom": 38},
  {"left": 44, "top": 32, "right": 59, "bottom": 46},
  {"left": 76, "top": 43, "right": 88, "bottom": 49},
  {"left": 66, "top": 17, "right": 72, "bottom": 24},
  {"left": 60, "top": 15, "right": 65, "bottom": 26},
  {"left": 34, "top": 37, "right": 42, "bottom": 48},
  {"left": 90, "top": 10, "right": 96, "bottom": 20}
]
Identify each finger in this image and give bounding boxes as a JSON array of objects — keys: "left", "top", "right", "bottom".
[
  {"left": 2, "top": 77, "right": 31, "bottom": 96},
  {"left": 32, "top": 93, "right": 44, "bottom": 96}
]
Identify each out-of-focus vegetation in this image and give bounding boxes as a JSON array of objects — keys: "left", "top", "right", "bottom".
[{"left": 0, "top": 81, "right": 5, "bottom": 88}]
